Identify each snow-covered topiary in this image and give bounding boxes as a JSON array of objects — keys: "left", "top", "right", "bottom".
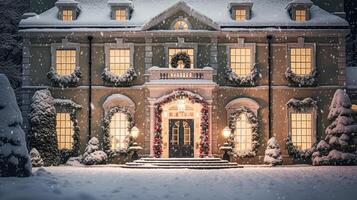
[
  {"left": 101, "top": 67, "right": 137, "bottom": 87},
  {"left": 47, "top": 66, "right": 82, "bottom": 88},
  {"left": 312, "top": 89, "right": 357, "bottom": 165},
  {"left": 30, "top": 148, "right": 44, "bottom": 167},
  {"left": 225, "top": 64, "right": 259, "bottom": 87},
  {"left": 81, "top": 137, "right": 108, "bottom": 165},
  {"left": 65, "top": 156, "right": 83, "bottom": 166},
  {"left": 0, "top": 74, "right": 32, "bottom": 177},
  {"left": 285, "top": 68, "right": 317, "bottom": 87},
  {"left": 264, "top": 137, "right": 283, "bottom": 165},
  {"left": 28, "top": 89, "right": 60, "bottom": 166}
]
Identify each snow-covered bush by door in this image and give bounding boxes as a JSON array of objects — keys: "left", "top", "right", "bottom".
[
  {"left": 0, "top": 74, "right": 32, "bottom": 177},
  {"left": 28, "top": 89, "right": 60, "bottom": 166},
  {"left": 30, "top": 148, "right": 44, "bottom": 167},
  {"left": 81, "top": 137, "right": 108, "bottom": 165},
  {"left": 264, "top": 137, "right": 283, "bottom": 165},
  {"left": 312, "top": 89, "right": 357, "bottom": 165}
]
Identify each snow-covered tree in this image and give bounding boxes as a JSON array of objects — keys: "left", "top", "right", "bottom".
[
  {"left": 312, "top": 89, "right": 357, "bottom": 165},
  {"left": 264, "top": 137, "right": 283, "bottom": 165},
  {"left": 30, "top": 148, "right": 44, "bottom": 167},
  {"left": 0, "top": 74, "right": 31, "bottom": 177},
  {"left": 28, "top": 89, "right": 60, "bottom": 166},
  {"left": 81, "top": 137, "right": 107, "bottom": 165}
]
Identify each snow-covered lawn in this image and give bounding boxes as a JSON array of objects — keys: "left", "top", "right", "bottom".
[{"left": 0, "top": 166, "right": 357, "bottom": 200}]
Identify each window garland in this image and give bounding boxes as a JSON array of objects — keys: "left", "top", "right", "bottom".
[
  {"left": 285, "top": 68, "right": 317, "bottom": 87},
  {"left": 225, "top": 63, "right": 259, "bottom": 87},
  {"left": 101, "top": 67, "right": 137, "bottom": 87},
  {"left": 47, "top": 66, "right": 82, "bottom": 88},
  {"left": 228, "top": 106, "right": 260, "bottom": 157}
]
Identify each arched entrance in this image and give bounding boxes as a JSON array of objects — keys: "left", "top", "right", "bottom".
[{"left": 152, "top": 90, "right": 209, "bottom": 158}]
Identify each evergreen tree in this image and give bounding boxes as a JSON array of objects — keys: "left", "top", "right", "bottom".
[
  {"left": 28, "top": 89, "right": 60, "bottom": 166},
  {"left": 82, "top": 137, "right": 107, "bottom": 165},
  {"left": 312, "top": 89, "right": 357, "bottom": 165},
  {"left": 0, "top": 74, "right": 32, "bottom": 177},
  {"left": 30, "top": 148, "right": 44, "bottom": 167},
  {"left": 264, "top": 137, "right": 283, "bottom": 165}
]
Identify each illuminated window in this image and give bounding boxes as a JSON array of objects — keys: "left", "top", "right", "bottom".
[
  {"left": 115, "top": 9, "right": 127, "bottom": 21},
  {"left": 234, "top": 113, "right": 252, "bottom": 151},
  {"left": 290, "top": 113, "right": 313, "bottom": 150},
  {"left": 172, "top": 121, "right": 179, "bottom": 145},
  {"left": 235, "top": 9, "right": 246, "bottom": 21},
  {"left": 183, "top": 121, "right": 191, "bottom": 145},
  {"left": 290, "top": 48, "right": 312, "bottom": 75},
  {"left": 295, "top": 9, "right": 306, "bottom": 21},
  {"left": 109, "top": 112, "right": 129, "bottom": 150},
  {"left": 169, "top": 48, "right": 194, "bottom": 68},
  {"left": 55, "top": 50, "right": 76, "bottom": 76},
  {"left": 56, "top": 113, "right": 73, "bottom": 150},
  {"left": 230, "top": 48, "right": 252, "bottom": 76},
  {"left": 109, "top": 49, "right": 130, "bottom": 75},
  {"left": 352, "top": 104, "right": 357, "bottom": 111},
  {"left": 62, "top": 10, "right": 73, "bottom": 21},
  {"left": 173, "top": 20, "right": 189, "bottom": 30}
]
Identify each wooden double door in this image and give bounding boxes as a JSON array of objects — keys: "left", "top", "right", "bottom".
[{"left": 169, "top": 119, "right": 194, "bottom": 158}]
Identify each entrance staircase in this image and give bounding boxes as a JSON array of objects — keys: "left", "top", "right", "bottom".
[{"left": 121, "top": 158, "right": 242, "bottom": 169}]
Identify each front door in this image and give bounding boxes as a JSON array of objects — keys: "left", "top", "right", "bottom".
[{"left": 169, "top": 119, "right": 194, "bottom": 158}]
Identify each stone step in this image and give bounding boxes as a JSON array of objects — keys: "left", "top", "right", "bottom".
[
  {"left": 120, "top": 165, "right": 243, "bottom": 169},
  {"left": 140, "top": 158, "right": 222, "bottom": 162},
  {"left": 126, "top": 162, "right": 238, "bottom": 166},
  {"left": 133, "top": 160, "right": 229, "bottom": 164}
]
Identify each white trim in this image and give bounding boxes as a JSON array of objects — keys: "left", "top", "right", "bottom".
[
  {"left": 104, "top": 38, "right": 134, "bottom": 69},
  {"left": 225, "top": 97, "right": 260, "bottom": 118},
  {"left": 103, "top": 93, "right": 136, "bottom": 116},
  {"left": 51, "top": 39, "right": 80, "bottom": 72},
  {"left": 287, "top": 38, "right": 316, "bottom": 75},
  {"left": 226, "top": 41, "right": 257, "bottom": 76},
  {"left": 164, "top": 41, "right": 198, "bottom": 68}
]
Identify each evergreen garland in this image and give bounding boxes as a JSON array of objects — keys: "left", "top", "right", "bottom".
[
  {"left": 170, "top": 52, "right": 191, "bottom": 69},
  {"left": 225, "top": 63, "right": 259, "bottom": 87},
  {"left": 229, "top": 106, "right": 260, "bottom": 158},
  {"left": 285, "top": 68, "right": 318, "bottom": 87},
  {"left": 47, "top": 66, "right": 82, "bottom": 88},
  {"left": 101, "top": 67, "right": 137, "bottom": 87},
  {"left": 102, "top": 106, "right": 135, "bottom": 157}
]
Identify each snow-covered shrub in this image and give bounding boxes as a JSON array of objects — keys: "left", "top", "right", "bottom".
[
  {"left": 30, "top": 148, "right": 44, "bottom": 167},
  {"left": 264, "top": 137, "right": 283, "bottom": 165},
  {"left": 81, "top": 137, "right": 108, "bottom": 165},
  {"left": 312, "top": 89, "right": 357, "bottom": 165},
  {"left": 0, "top": 74, "right": 32, "bottom": 177},
  {"left": 66, "top": 156, "right": 83, "bottom": 166},
  {"left": 28, "top": 89, "right": 60, "bottom": 166},
  {"left": 101, "top": 67, "right": 137, "bottom": 87},
  {"left": 225, "top": 64, "right": 259, "bottom": 87},
  {"left": 47, "top": 66, "right": 82, "bottom": 88},
  {"left": 285, "top": 68, "right": 317, "bottom": 87}
]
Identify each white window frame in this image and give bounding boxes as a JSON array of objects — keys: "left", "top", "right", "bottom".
[
  {"left": 104, "top": 39, "right": 134, "bottom": 74},
  {"left": 287, "top": 39, "right": 316, "bottom": 76},
  {"left": 164, "top": 40, "right": 198, "bottom": 68},
  {"left": 226, "top": 41, "right": 256, "bottom": 77},
  {"left": 51, "top": 39, "right": 80, "bottom": 75}
]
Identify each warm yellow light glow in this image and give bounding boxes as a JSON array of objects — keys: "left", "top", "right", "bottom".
[
  {"left": 235, "top": 9, "right": 246, "bottom": 21},
  {"left": 56, "top": 113, "right": 73, "bottom": 150},
  {"left": 110, "top": 112, "right": 129, "bottom": 150},
  {"left": 352, "top": 104, "right": 357, "bottom": 111},
  {"left": 177, "top": 98, "right": 186, "bottom": 112},
  {"left": 223, "top": 126, "right": 231, "bottom": 138},
  {"left": 169, "top": 48, "right": 194, "bottom": 68},
  {"left": 116, "top": 9, "right": 127, "bottom": 21},
  {"left": 291, "top": 113, "right": 313, "bottom": 150},
  {"left": 230, "top": 48, "right": 252, "bottom": 76},
  {"left": 131, "top": 126, "right": 139, "bottom": 139},
  {"left": 62, "top": 10, "right": 73, "bottom": 21},
  {"left": 296, "top": 9, "right": 306, "bottom": 21},
  {"left": 56, "top": 50, "right": 76, "bottom": 76},
  {"left": 234, "top": 114, "right": 252, "bottom": 151},
  {"left": 109, "top": 49, "right": 130, "bottom": 76},
  {"left": 173, "top": 20, "right": 189, "bottom": 30},
  {"left": 290, "top": 47, "right": 312, "bottom": 75}
]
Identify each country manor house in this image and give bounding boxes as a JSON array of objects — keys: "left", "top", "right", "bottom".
[{"left": 19, "top": 0, "right": 352, "bottom": 164}]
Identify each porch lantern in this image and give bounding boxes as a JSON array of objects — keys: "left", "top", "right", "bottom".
[
  {"left": 220, "top": 126, "right": 233, "bottom": 161},
  {"left": 128, "top": 126, "right": 142, "bottom": 161}
]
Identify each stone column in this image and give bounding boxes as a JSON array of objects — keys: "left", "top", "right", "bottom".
[
  {"left": 148, "top": 98, "right": 156, "bottom": 157},
  {"left": 338, "top": 37, "right": 347, "bottom": 87},
  {"left": 21, "top": 38, "right": 32, "bottom": 133},
  {"left": 210, "top": 37, "right": 218, "bottom": 70},
  {"left": 207, "top": 100, "right": 213, "bottom": 157},
  {"left": 145, "top": 37, "right": 153, "bottom": 70}
]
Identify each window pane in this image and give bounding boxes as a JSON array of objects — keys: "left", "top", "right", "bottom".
[
  {"left": 296, "top": 9, "right": 306, "bottom": 21},
  {"left": 234, "top": 114, "right": 253, "bottom": 151},
  {"left": 173, "top": 20, "right": 189, "bottom": 31},
  {"left": 109, "top": 112, "right": 129, "bottom": 150},
  {"left": 62, "top": 10, "right": 73, "bottom": 21},
  {"left": 116, "top": 9, "right": 126, "bottom": 21},
  {"left": 230, "top": 48, "right": 252, "bottom": 77},
  {"left": 56, "top": 50, "right": 76, "bottom": 76},
  {"left": 290, "top": 47, "right": 313, "bottom": 75},
  {"left": 109, "top": 49, "right": 130, "bottom": 75},
  {"left": 235, "top": 9, "right": 246, "bottom": 21},
  {"left": 290, "top": 113, "right": 313, "bottom": 150},
  {"left": 56, "top": 113, "right": 74, "bottom": 150},
  {"left": 168, "top": 48, "right": 194, "bottom": 68}
]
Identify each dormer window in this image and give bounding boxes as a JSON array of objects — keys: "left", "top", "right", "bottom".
[
  {"left": 55, "top": 0, "right": 80, "bottom": 21},
  {"left": 108, "top": 0, "right": 133, "bottom": 21},
  {"left": 229, "top": 1, "right": 253, "bottom": 21},
  {"left": 172, "top": 19, "right": 190, "bottom": 31},
  {"left": 286, "top": 0, "right": 313, "bottom": 21}
]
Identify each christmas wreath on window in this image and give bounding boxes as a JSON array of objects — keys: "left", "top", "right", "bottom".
[
  {"left": 53, "top": 98, "right": 82, "bottom": 164},
  {"left": 285, "top": 68, "right": 318, "bottom": 87},
  {"left": 102, "top": 106, "right": 135, "bottom": 158},
  {"left": 47, "top": 66, "right": 82, "bottom": 88},
  {"left": 225, "top": 63, "right": 259, "bottom": 87},
  {"left": 170, "top": 52, "right": 191, "bottom": 69},
  {"left": 285, "top": 97, "right": 317, "bottom": 159},
  {"left": 228, "top": 106, "right": 260, "bottom": 158},
  {"left": 101, "top": 67, "right": 137, "bottom": 87}
]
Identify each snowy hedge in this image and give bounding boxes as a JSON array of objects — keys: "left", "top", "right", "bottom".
[
  {"left": 229, "top": 106, "right": 260, "bottom": 158},
  {"left": 101, "top": 67, "right": 137, "bottom": 87},
  {"left": 225, "top": 64, "right": 259, "bottom": 87},
  {"left": 285, "top": 68, "right": 317, "bottom": 87},
  {"left": 47, "top": 67, "right": 82, "bottom": 88},
  {"left": 0, "top": 74, "right": 32, "bottom": 177},
  {"left": 28, "top": 89, "right": 60, "bottom": 166}
]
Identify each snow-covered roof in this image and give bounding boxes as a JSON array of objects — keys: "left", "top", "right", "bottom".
[{"left": 19, "top": 0, "right": 349, "bottom": 30}]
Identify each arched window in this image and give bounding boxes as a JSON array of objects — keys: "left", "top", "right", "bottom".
[
  {"left": 233, "top": 113, "right": 253, "bottom": 151},
  {"left": 173, "top": 20, "right": 189, "bottom": 31},
  {"left": 109, "top": 112, "right": 129, "bottom": 150}
]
